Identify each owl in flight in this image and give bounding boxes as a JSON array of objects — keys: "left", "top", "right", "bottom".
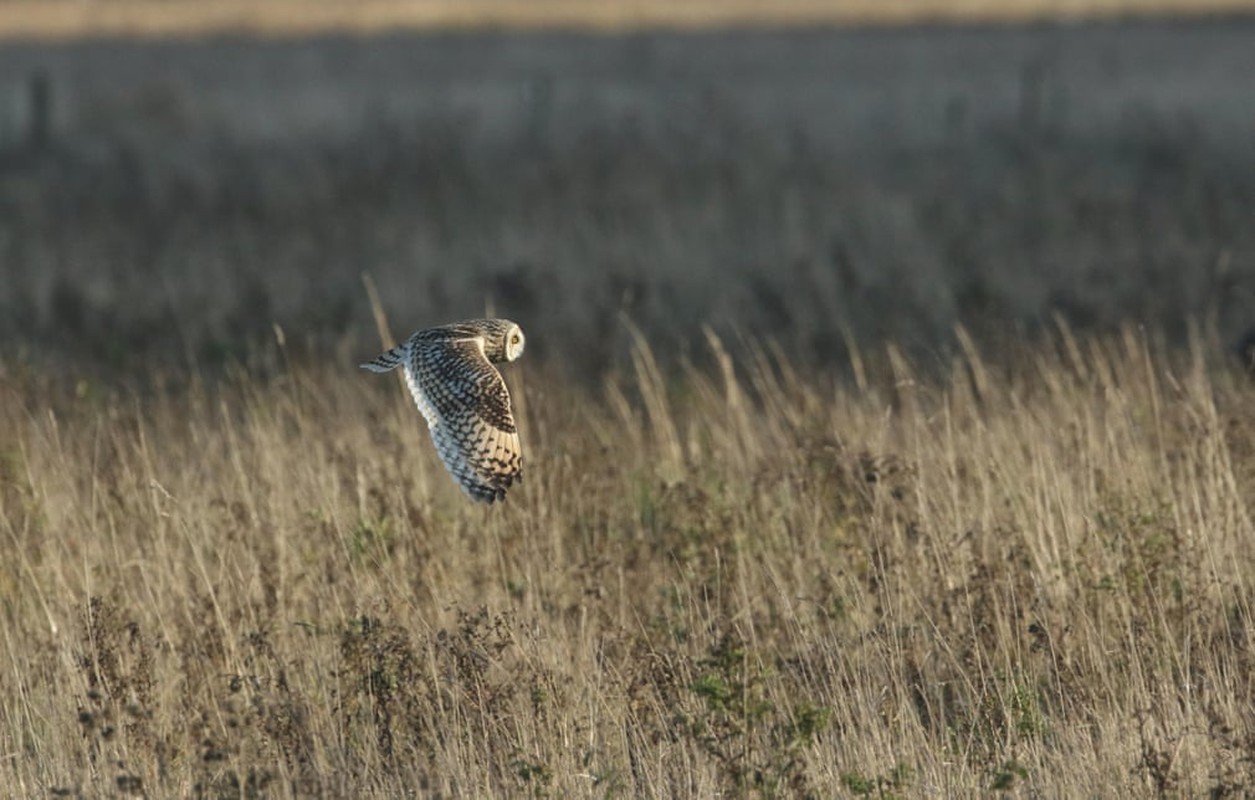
[{"left": 361, "top": 319, "right": 525, "bottom": 503}]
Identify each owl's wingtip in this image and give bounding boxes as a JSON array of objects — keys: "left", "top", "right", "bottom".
[{"left": 466, "top": 483, "right": 510, "bottom": 504}]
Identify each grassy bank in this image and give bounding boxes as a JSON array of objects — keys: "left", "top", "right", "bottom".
[{"left": 3, "top": 0, "right": 1255, "bottom": 41}]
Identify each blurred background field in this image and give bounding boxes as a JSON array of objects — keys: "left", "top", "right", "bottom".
[{"left": 1, "top": 9, "right": 1254, "bottom": 380}]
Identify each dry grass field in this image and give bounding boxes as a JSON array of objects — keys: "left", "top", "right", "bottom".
[
  {"left": 2, "top": 13, "right": 1255, "bottom": 799},
  {"left": 3, "top": 323, "right": 1255, "bottom": 796}
]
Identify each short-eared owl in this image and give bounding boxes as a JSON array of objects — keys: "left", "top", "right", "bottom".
[{"left": 361, "top": 319, "right": 525, "bottom": 503}]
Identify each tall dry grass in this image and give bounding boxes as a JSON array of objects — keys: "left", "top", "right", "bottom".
[{"left": 1, "top": 323, "right": 1252, "bottom": 797}]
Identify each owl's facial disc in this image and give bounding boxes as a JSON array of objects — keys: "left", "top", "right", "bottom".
[{"left": 505, "top": 325, "right": 525, "bottom": 361}]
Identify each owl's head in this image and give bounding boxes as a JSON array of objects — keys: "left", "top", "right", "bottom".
[
  {"left": 474, "top": 318, "right": 525, "bottom": 363},
  {"left": 502, "top": 321, "right": 525, "bottom": 362}
]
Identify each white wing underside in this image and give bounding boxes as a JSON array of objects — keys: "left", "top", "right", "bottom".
[{"left": 403, "top": 359, "right": 442, "bottom": 432}]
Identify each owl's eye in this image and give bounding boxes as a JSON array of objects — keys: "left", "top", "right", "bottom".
[{"left": 511, "top": 334, "right": 520, "bottom": 344}]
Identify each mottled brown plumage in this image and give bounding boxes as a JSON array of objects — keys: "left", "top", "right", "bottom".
[{"left": 361, "top": 319, "right": 525, "bottom": 503}]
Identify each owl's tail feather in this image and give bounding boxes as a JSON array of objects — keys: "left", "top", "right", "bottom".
[{"left": 360, "top": 346, "right": 406, "bottom": 373}]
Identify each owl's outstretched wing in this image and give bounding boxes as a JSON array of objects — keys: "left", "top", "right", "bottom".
[{"left": 402, "top": 336, "right": 523, "bottom": 503}]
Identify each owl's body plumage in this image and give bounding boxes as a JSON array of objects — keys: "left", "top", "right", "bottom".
[{"left": 361, "top": 319, "right": 525, "bottom": 503}]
